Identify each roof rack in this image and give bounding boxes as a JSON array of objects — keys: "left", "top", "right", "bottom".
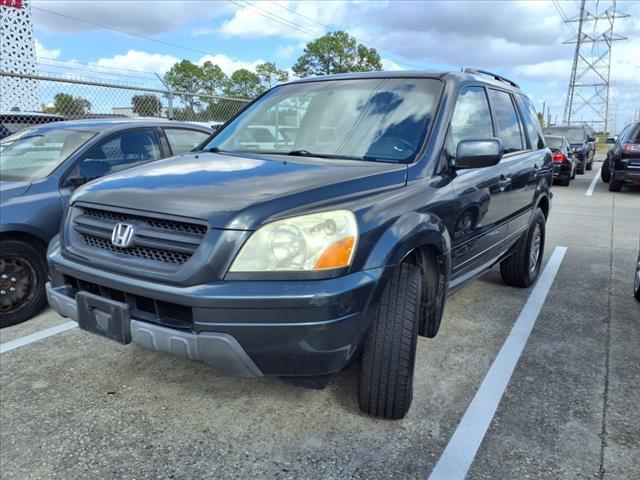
[{"left": 464, "top": 68, "right": 520, "bottom": 89}]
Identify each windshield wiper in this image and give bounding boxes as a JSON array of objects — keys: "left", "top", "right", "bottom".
[{"left": 286, "top": 150, "right": 365, "bottom": 161}]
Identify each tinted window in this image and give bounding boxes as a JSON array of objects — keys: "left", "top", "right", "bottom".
[
  {"left": 76, "top": 129, "right": 161, "bottom": 180},
  {"left": 518, "top": 95, "right": 545, "bottom": 149},
  {"left": 207, "top": 78, "right": 442, "bottom": 163},
  {"left": 447, "top": 86, "right": 494, "bottom": 154},
  {"left": 488, "top": 89, "right": 524, "bottom": 153},
  {"left": 164, "top": 128, "right": 210, "bottom": 154}
]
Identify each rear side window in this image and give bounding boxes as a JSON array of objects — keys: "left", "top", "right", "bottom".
[
  {"left": 164, "top": 128, "right": 211, "bottom": 155},
  {"left": 518, "top": 95, "right": 546, "bottom": 150},
  {"left": 447, "top": 86, "right": 494, "bottom": 154},
  {"left": 488, "top": 89, "right": 525, "bottom": 154}
]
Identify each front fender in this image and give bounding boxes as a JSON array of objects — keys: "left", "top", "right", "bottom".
[{"left": 362, "top": 211, "right": 451, "bottom": 271}]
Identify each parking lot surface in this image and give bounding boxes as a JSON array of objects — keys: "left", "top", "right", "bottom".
[{"left": 1, "top": 156, "right": 639, "bottom": 479}]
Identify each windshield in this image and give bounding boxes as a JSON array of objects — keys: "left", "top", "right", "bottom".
[
  {"left": 545, "top": 127, "right": 585, "bottom": 144},
  {"left": 205, "top": 78, "right": 442, "bottom": 163},
  {"left": 0, "top": 127, "right": 96, "bottom": 181}
]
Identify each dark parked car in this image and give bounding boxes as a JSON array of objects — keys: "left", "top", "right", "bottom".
[
  {"left": 0, "top": 111, "right": 65, "bottom": 140},
  {"left": 601, "top": 121, "right": 640, "bottom": 191},
  {"left": 543, "top": 125, "right": 594, "bottom": 174},
  {"left": 46, "top": 69, "right": 552, "bottom": 419},
  {"left": 545, "top": 135, "right": 576, "bottom": 186},
  {"left": 0, "top": 119, "right": 212, "bottom": 327}
]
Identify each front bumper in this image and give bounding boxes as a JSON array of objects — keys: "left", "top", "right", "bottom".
[{"left": 47, "top": 237, "right": 388, "bottom": 377}]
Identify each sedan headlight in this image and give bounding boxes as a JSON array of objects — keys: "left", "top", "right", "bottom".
[{"left": 229, "top": 210, "right": 358, "bottom": 272}]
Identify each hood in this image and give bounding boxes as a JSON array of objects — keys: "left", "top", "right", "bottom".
[
  {"left": 73, "top": 152, "right": 407, "bottom": 230},
  {"left": 0, "top": 180, "right": 31, "bottom": 204}
]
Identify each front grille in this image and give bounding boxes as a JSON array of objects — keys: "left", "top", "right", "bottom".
[
  {"left": 82, "top": 234, "right": 191, "bottom": 264},
  {"left": 65, "top": 274, "right": 192, "bottom": 329},
  {"left": 81, "top": 207, "right": 207, "bottom": 235},
  {"left": 71, "top": 205, "right": 207, "bottom": 267}
]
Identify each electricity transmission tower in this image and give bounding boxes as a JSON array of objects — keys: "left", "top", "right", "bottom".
[{"left": 562, "top": 0, "right": 629, "bottom": 132}]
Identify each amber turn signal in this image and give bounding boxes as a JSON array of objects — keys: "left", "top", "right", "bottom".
[{"left": 313, "top": 236, "right": 356, "bottom": 270}]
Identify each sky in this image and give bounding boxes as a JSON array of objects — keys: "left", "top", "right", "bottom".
[{"left": 28, "top": 0, "right": 640, "bottom": 131}]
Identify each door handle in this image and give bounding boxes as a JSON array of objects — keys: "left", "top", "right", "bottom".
[{"left": 498, "top": 175, "right": 512, "bottom": 191}]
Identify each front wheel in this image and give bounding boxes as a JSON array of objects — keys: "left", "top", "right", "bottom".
[
  {"left": 500, "top": 208, "right": 546, "bottom": 288},
  {"left": 0, "top": 240, "right": 48, "bottom": 328},
  {"left": 358, "top": 263, "right": 422, "bottom": 419}
]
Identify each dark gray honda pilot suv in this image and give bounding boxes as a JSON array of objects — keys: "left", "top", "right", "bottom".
[{"left": 47, "top": 69, "right": 552, "bottom": 419}]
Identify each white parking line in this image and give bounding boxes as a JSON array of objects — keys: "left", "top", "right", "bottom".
[
  {"left": 585, "top": 167, "right": 602, "bottom": 196},
  {"left": 0, "top": 321, "right": 77, "bottom": 354},
  {"left": 428, "top": 246, "right": 568, "bottom": 480}
]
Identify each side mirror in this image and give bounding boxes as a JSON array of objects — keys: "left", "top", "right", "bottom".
[
  {"left": 606, "top": 137, "right": 616, "bottom": 144},
  {"left": 66, "top": 175, "right": 87, "bottom": 188},
  {"left": 588, "top": 136, "right": 596, "bottom": 142},
  {"left": 454, "top": 138, "right": 504, "bottom": 169}
]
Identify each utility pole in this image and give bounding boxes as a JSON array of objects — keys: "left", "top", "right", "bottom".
[{"left": 562, "top": 0, "right": 629, "bottom": 132}]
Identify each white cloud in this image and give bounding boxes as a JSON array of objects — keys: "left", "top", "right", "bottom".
[
  {"left": 219, "top": 1, "right": 324, "bottom": 40},
  {"left": 34, "top": 39, "right": 61, "bottom": 60},
  {"left": 381, "top": 58, "right": 405, "bottom": 72},
  {"left": 198, "top": 54, "right": 264, "bottom": 75},
  {"left": 91, "top": 50, "right": 265, "bottom": 76},
  {"left": 93, "top": 50, "right": 180, "bottom": 75}
]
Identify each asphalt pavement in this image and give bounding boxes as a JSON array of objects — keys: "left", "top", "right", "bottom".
[{"left": 1, "top": 155, "right": 638, "bottom": 479}]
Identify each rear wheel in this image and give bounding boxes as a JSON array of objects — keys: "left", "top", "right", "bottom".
[
  {"left": 556, "top": 176, "right": 570, "bottom": 187},
  {"left": 358, "top": 263, "right": 422, "bottom": 419},
  {"left": 577, "top": 162, "right": 586, "bottom": 175},
  {"left": 0, "top": 240, "right": 47, "bottom": 328},
  {"left": 601, "top": 160, "right": 611, "bottom": 183},
  {"left": 500, "top": 208, "right": 545, "bottom": 288},
  {"left": 609, "top": 177, "right": 623, "bottom": 192},
  {"left": 586, "top": 160, "right": 593, "bottom": 171}
]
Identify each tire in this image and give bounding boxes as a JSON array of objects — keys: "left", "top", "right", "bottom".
[
  {"left": 556, "top": 176, "right": 570, "bottom": 187},
  {"left": 571, "top": 165, "right": 576, "bottom": 180},
  {"left": 634, "top": 270, "right": 640, "bottom": 302},
  {"left": 609, "top": 177, "right": 623, "bottom": 192},
  {"left": 577, "top": 162, "right": 585, "bottom": 175},
  {"left": 358, "top": 263, "right": 422, "bottom": 420},
  {"left": 586, "top": 161, "right": 593, "bottom": 171},
  {"left": 601, "top": 161, "right": 611, "bottom": 183},
  {"left": 0, "top": 240, "right": 48, "bottom": 328},
  {"left": 500, "top": 208, "right": 546, "bottom": 288}
]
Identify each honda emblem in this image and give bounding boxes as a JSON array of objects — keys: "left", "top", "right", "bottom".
[{"left": 111, "top": 223, "right": 135, "bottom": 248}]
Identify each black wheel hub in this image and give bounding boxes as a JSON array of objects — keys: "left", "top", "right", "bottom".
[{"left": 0, "top": 256, "right": 37, "bottom": 314}]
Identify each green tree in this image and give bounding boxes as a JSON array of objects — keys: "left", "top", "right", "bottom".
[
  {"left": 52, "top": 92, "right": 91, "bottom": 117},
  {"left": 292, "top": 31, "right": 382, "bottom": 78},
  {"left": 224, "top": 69, "right": 262, "bottom": 98},
  {"left": 163, "top": 60, "right": 204, "bottom": 113},
  {"left": 131, "top": 94, "right": 163, "bottom": 117},
  {"left": 201, "top": 61, "right": 228, "bottom": 96},
  {"left": 256, "top": 62, "right": 289, "bottom": 89}
]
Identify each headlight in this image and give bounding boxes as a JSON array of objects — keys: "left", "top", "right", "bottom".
[{"left": 229, "top": 210, "right": 358, "bottom": 272}]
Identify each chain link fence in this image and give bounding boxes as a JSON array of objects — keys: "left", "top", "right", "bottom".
[{"left": 0, "top": 71, "right": 250, "bottom": 138}]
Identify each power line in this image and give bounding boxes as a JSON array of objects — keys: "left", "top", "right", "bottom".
[{"left": 37, "top": 57, "right": 159, "bottom": 78}]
